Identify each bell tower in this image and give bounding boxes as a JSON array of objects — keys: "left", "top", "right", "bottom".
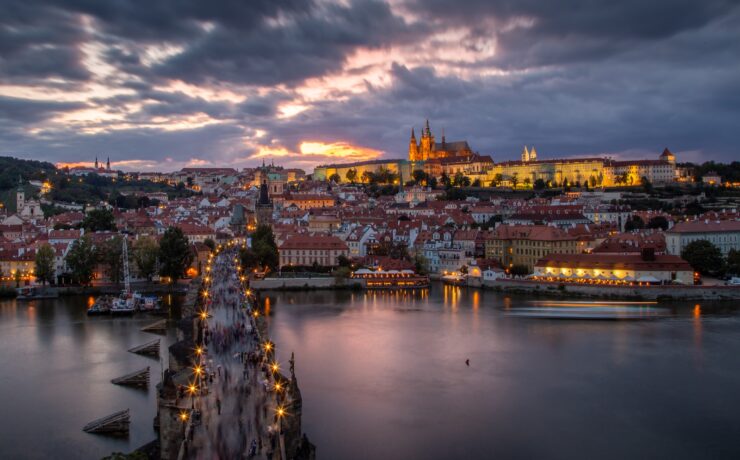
[{"left": 409, "top": 128, "right": 419, "bottom": 161}]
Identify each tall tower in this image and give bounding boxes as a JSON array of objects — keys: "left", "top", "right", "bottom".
[
  {"left": 409, "top": 128, "right": 419, "bottom": 161},
  {"left": 256, "top": 180, "right": 273, "bottom": 227},
  {"left": 529, "top": 147, "right": 537, "bottom": 161},
  {"left": 106, "top": 157, "right": 111, "bottom": 171},
  {"left": 521, "top": 146, "right": 530, "bottom": 162},
  {"left": 420, "top": 120, "right": 434, "bottom": 160},
  {"left": 16, "top": 176, "right": 25, "bottom": 211},
  {"left": 95, "top": 157, "right": 99, "bottom": 169}
]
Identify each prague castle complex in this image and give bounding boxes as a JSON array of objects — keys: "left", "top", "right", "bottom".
[{"left": 313, "top": 121, "right": 678, "bottom": 187}]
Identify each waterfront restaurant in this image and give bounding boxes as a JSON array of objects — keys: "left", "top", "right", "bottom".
[
  {"left": 532, "top": 252, "right": 695, "bottom": 285},
  {"left": 351, "top": 268, "right": 430, "bottom": 289}
]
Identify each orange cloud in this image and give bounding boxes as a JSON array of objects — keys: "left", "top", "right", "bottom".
[
  {"left": 251, "top": 141, "right": 382, "bottom": 166},
  {"left": 298, "top": 141, "right": 382, "bottom": 161}
]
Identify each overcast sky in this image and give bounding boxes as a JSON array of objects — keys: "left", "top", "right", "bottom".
[{"left": 1, "top": 0, "right": 739, "bottom": 172}]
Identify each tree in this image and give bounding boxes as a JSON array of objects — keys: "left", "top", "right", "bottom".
[
  {"left": 472, "top": 178, "right": 481, "bottom": 187},
  {"left": 159, "top": 227, "right": 194, "bottom": 284},
  {"left": 647, "top": 216, "right": 669, "bottom": 231},
  {"left": 625, "top": 215, "right": 645, "bottom": 231},
  {"left": 98, "top": 236, "right": 124, "bottom": 285},
  {"left": 491, "top": 173, "right": 503, "bottom": 187},
  {"left": 510, "top": 264, "right": 530, "bottom": 276},
  {"left": 414, "top": 253, "right": 429, "bottom": 275},
  {"left": 65, "top": 235, "right": 97, "bottom": 286},
  {"left": 345, "top": 168, "right": 357, "bottom": 184},
  {"left": 428, "top": 176, "right": 438, "bottom": 189},
  {"left": 681, "top": 240, "right": 725, "bottom": 277},
  {"left": 81, "top": 209, "right": 116, "bottom": 232},
  {"left": 440, "top": 172, "right": 451, "bottom": 188},
  {"left": 533, "top": 178, "right": 546, "bottom": 190},
  {"left": 133, "top": 236, "right": 159, "bottom": 281},
  {"left": 361, "top": 170, "right": 375, "bottom": 184},
  {"left": 337, "top": 254, "right": 351, "bottom": 267},
  {"left": 511, "top": 174, "right": 519, "bottom": 189},
  {"left": 726, "top": 249, "right": 740, "bottom": 276},
  {"left": 14, "top": 269, "right": 22, "bottom": 288},
  {"left": 523, "top": 177, "right": 531, "bottom": 188},
  {"left": 641, "top": 176, "right": 653, "bottom": 193},
  {"left": 239, "top": 247, "right": 259, "bottom": 271},
  {"left": 329, "top": 173, "right": 341, "bottom": 183},
  {"left": 203, "top": 238, "right": 215, "bottom": 252},
  {"left": 35, "top": 243, "right": 56, "bottom": 286},
  {"left": 412, "top": 169, "right": 427, "bottom": 185},
  {"left": 250, "top": 225, "right": 279, "bottom": 270}
]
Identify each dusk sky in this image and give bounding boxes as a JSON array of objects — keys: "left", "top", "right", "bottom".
[{"left": 1, "top": 0, "right": 739, "bottom": 172}]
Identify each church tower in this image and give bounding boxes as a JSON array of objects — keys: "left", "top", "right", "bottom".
[
  {"left": 16, "top": 176, "right": 25, "bottom": 212},
  {"left": 419, "top": 120, "right": 435, "bottom": 160},
  {"left": 95, "top": 157, "right": 99, "bottom": 169},
  {"left": 529, "top": 147, "right": 537, "bottom": 161},
  {"left": 521, "top": 146, "right": 530, "bottom": 162},
  {"left": 106, "top": 157, "right": 111, "bottom": 171},
  {"left": 409, "top": 128, "right": 419, "bottom": 161},
  {"left": 256, "top": 179, "right": 273, "bottom": 227}
]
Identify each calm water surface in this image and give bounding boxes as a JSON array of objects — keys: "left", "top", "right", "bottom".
[
  {"left": 267, "top": 286, "right": 740, "bottom": 460},
  {"left": 0, "top": 294, "right": 182, "bottom": 460},
  {"left": 1, "top": 287, "right": 740, "bottom": 459}
]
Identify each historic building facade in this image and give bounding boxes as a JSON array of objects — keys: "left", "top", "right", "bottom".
[
  {"left": 313, "top": 122, "right": 679, "bottom": 187},
  {"left": 409, "top": 120, "right": 473, "bottom": 161}
]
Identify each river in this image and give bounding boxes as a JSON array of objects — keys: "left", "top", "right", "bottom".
[
  {"left": 0, "top": 294, "right": 183, "bottom": 460},
  {"left": 1, "top": 286, "right": 739, "bottom": 459},
  {"left": 267, "top": 285, "right": 740, "bottom": 460}
]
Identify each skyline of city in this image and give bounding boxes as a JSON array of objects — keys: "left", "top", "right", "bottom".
[{"left": 2, "top": 1, "right": 739, "bottom": 171}]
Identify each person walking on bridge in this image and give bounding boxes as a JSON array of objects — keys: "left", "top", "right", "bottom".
[{"left": 216, "top": 397, "right": 221, "bottom": 415}]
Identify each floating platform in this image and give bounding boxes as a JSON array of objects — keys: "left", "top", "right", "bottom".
[
  {"left": 128, "top": 339, "right": 160, "bottom": 357},
  {"left": 111, "top": 367, "right": 150, "bottom": 388},
  {"left": 141, "top": 319, "right": 167, "bottom": 333},
  {"left": 83, "top": 409, "right": 130, "bottom": 435}
]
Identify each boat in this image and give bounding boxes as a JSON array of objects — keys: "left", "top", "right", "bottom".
[
  {"left": 505, "top": 305, "right": 670, "bottom": 321},
  {"left": 111, "top": 290, "right": 137, "bottom": 315},
  {"left": 111, "top": 238, "right": 140, "bottom": 315},
  {"left": 16, "top": 286, "right": 59, "bottom": 300},
  {"left": 87, "top": 296, "right": 113, "bottom": 315},
  {"left": 139, "top": 295, "right": 161, "bottom": 312}
]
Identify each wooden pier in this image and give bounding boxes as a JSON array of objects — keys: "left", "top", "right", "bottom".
[
  {"left": 111, "top": 367, "right": 150, "bottom": 388},
  {"left": 83, "top": 409, "right": 130, "bottom": 435},
  {"left": 141, "top": 319, "right": 167, "bottom": 334},
  {"left": 128, "top": 338, "right": 160, "bottom": 357}
]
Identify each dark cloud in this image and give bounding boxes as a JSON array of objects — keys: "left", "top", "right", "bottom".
[
  {"left": 0, "top": 1, "right": 90, "bottom": 82},
  {"left": 407, "top": 0, "right": 740, "bottom": 68},
  {"left": 0, "top": 96, "right": 87, "bottom": 124},
  {"left": 152, "top": 0, "right": 423, "bottom": 86}
]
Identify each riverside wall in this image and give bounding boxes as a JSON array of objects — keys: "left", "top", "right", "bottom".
[
  {"left": 252, "top": 277, "right": 363, "bottom": 290},
  {"left": 481, "top": 279, "right": 740, "bottom": 301}
]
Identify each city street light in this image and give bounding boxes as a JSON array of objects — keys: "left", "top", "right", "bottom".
[{"left": 187, "top": 383, "right": 198, "bottom": 409}]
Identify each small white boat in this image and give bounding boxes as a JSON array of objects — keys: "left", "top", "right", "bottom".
[
  {"left": 505, "top": 306, "right": 670, "bottom": 321},
  {"left": 111, "top": 291, "right": 137, "bottom": 315},
  {"left": 139, "top": 295, "right": 161, "bottom": 312}
]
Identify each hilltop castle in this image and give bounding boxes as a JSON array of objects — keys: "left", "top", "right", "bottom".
[{"left": 409, "top": 120, "right": 473, "bottom": 161}]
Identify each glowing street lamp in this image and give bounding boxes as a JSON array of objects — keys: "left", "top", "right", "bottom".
[
  {"left": 270, "top": 362, "right": 280, "bottom": 374},
  {"left": 187, "top": 383, "right": 198, "bottom": 409}
]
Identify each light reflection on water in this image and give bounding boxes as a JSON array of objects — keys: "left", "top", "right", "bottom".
[
  {"left": 0, "top": 295, "right": 182, "bottom": 460},
  {"left": 267, "top": 286, "right": 740, "bottom": 460}
]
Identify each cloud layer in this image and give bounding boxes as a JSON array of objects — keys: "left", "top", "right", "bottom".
[{"left": 1, "top": 0, "right": 738, "bottom": 171}]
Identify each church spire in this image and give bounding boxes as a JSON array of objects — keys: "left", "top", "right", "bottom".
[
  {"left": 106, "top": 157, "right": 110, "bottom": 171},
  {"left": 410, "top": 127, "right": 416, "bottom": 140},
  {"left": 95, "top": 156, "right": 99, "bottom": 169}
]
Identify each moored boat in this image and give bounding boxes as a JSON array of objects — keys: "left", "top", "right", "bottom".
[
  {"left": 16, "top": 286, "right": 59, "bottom": 300},
  {"left": 87, "top": 296, "right": 113, "bottom": 315}
]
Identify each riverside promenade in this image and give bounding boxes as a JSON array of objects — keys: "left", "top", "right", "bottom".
[{"left": 156, "top": 242, "right": 314, "bottom": 460}]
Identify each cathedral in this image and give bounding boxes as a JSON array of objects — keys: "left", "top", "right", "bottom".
[{"left": 409, "top": 120, "right": 473, "bottom": 161}]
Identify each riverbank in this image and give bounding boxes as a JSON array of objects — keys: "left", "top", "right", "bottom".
[{"left": 480, "top": 278, "right": 740, "bottom": 301}]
